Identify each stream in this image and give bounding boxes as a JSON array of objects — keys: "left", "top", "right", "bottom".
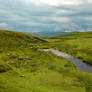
[{"left": 43, "top": 49, "right": 92, "bottom": 73}]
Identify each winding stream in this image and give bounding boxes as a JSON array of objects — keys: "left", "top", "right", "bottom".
[{"left": 43, "top": 49, "right": 92, "bottom": 73}]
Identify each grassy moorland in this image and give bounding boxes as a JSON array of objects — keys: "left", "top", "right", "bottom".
[
  {"left": 41, "top": 31, "right": 92, "bottom": 65},
  {"left": 0, "top": 30, "right": 92, "bottom": 92},
  {"left": 54, "top": 31, "right": 92, "bottom": 38}
]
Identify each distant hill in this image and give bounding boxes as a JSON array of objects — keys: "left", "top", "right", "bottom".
[
  {"left": 29, "top": 31, "right": 71, "bottom": 38},
  {"left": 53, "top": 31, "right": 92, "bottom": 39}
]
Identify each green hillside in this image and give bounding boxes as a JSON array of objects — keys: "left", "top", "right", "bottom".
[
  {"left": 54, "top": 31, "right": 92, "bottom": 38},
  {"left": 0, "top": 30, "right": 46, "bottom": 47},
  {"left": 43, "top": 31, "right": 92, "bottom": 65},
  {"left": 0, "top": 30, "right": 92, "bottom": 92}
]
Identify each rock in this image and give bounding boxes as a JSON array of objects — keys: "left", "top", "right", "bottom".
[
  {"left": 40, "top": 44, "right": 42, "bottom": 46},
  {"left": 20, "top": 75, "right": 25, "bottom": 77},
  {"left": 11, "top": 55, "right": 17, "bottom": 58},
  {"left": 32, "top": 90, "right": 35, "bottom": 92},
  {"left": 18, "top": 57, "right": 24, "bottom": 60},
  {"left": 25, "top": 57, "right": 32, "bottom": 60},
  {"left": 28, "top": 58, "right": 32, "bottom": 60},
  {"left": 18, "top": 57, "right": 32, "bottom": 60},
  {"left": 8, "top": 54, "right": 17, "bottom": 58},
  {"left": 29, "top": 47, "right": 33, "bottom": 49},
  {"left": 7, "top": 54, "right": 10, "bottom": 56},
  {"left": 27, "top": 58, "right": 32, "bottom": 60}
]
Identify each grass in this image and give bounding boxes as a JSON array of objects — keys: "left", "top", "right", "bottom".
[
  {"left": 0, "top": 30, "right": 92, "bottom": 92},
  {"left": 42, "top": 31, "right": 92, "bottom": 65},
  {"left": 54, "top": 31, "right": 92, "bottom": 38}
]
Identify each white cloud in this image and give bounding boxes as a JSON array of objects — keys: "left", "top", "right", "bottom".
[
  {"left": 56, "top": 10, "right": 73, "bottom": 15},
  {"left": 83, "top": 17, "right": 92, "bottom": 21},
  {"left": 88, "top": 0, "right": 92, "bottom": 3},
  {"left": 0, "top": 22, "right": 13, "bottom": 30},
  {"left": 0, "top": 0, "right": 92, "bottom": 33},
  {"left": 0, "top": 23, "right": 9, "bottom": 28},
  {"left": 25, "top": 0, "right": 81, "bottom": 6},
  {"left": 0, "top": 9, "right": 11, "bottom": 15},
  {"left": 21, "top": 21, "right": 46, "bottom": 27},
  {"left": 9, "top": 15, "right": 27, "bottom": 21},
  {"left": 40, "top": 16, "right": 70, "bottom": 23}
]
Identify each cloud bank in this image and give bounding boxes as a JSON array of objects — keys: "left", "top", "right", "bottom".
[{"left": 0, "top": 0, "right": 92, "bottom": 34}]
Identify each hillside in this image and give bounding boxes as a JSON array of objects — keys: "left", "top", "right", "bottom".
[
  {"left": 43, "top": 31, "right": 92, "bottom": 65},
  {"left": 0, "top": 30, "right": 92, "bottom": 92},
  {"left": 0, "top": 30, "right": 47, "bottom": 52},
  {"left": 54, "top": 31, "right": 92, "bottom": 39},
  {"left": 0, "top": 30, "right": 46, "bottom": 46}
]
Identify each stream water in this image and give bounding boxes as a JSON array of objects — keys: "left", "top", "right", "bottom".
[{"left": 43, "top": 49, "right": 92, "bottom": 73}]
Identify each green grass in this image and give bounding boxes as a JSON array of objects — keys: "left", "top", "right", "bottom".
[
  {"left": 42, "top": 31, "right": 92, "bottom": 65},
  {"left": 0, "top": 30, "right": 92, "bottom": 92},
  {"left": 54, "top": 31, "right": 92, "bottom": 38}
]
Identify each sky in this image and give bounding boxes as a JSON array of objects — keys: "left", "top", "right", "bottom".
[{"left": 0, "top": 0, "right": 92, "bottom": 34}]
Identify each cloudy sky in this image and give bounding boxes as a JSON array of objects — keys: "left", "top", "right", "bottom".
[{"left": 0, "top": 0, "right": 92, "bottom": 34}]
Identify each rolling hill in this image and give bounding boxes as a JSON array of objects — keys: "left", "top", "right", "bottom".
[
  {"left": 54, "top": 31, "right": 92, "bottom": 39},
  {"left": 44, "top": 31, "right": 92, "bottom": 65},
  {"left": 0, "top": 30, "right": 92, "bottom": 92}
]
